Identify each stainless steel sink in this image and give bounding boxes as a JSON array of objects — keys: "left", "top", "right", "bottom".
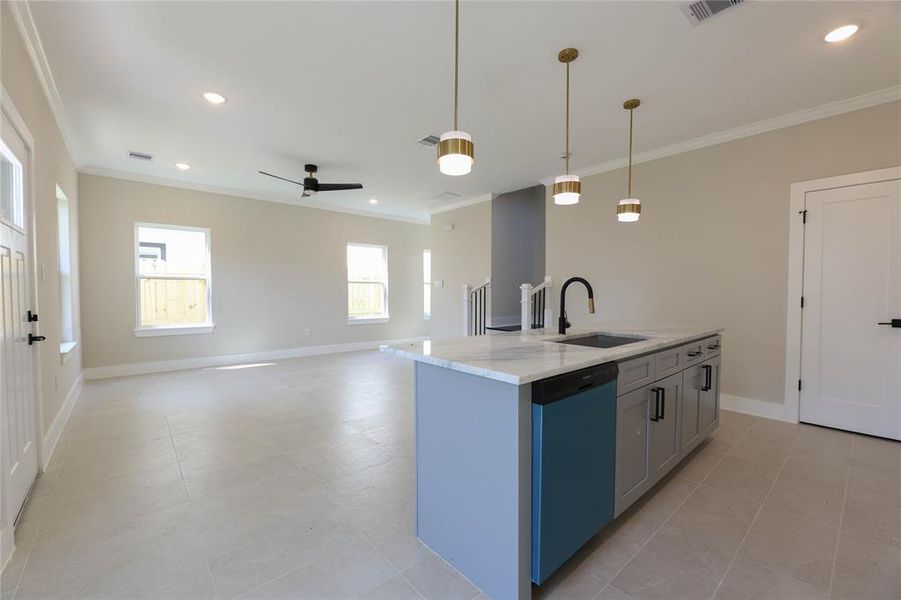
[{"left": 554, "top": 333, "right": 648, "bottom": 349}]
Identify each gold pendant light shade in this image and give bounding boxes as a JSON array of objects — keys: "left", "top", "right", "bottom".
[
  {"left": 617, "top": 98, "right": 641, "bottom": 222},
  {"left": 438, "top": 131, "right": 474, "bottom": 176},
  {"left": 553, "top": 48, "right": 580, "bottom": 206},
  {"left": 438, "top": 0, "right": 474, "bottom": 176},
  {"left": 553, "top": 175, "right": 581, "bottom": 205}
]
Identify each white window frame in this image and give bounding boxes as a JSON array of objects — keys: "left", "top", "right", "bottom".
[
  {"left": 56, "top": 186, "right": 77, "bottom": 358},
  {"left": 346, "top": 242, "right": 390, "bottom": 324},
  {"left": 423, "top": 249, "right": 431, "bottom": 321},
  {"left": 134, "top": 222, "right": 214, "bottom": 337}
]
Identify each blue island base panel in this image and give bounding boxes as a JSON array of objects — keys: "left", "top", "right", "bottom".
[{"left": 530, "top": 365, "right": 617, "bottom": 585}]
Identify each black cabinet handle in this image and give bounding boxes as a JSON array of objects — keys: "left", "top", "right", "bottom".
[
  {"left": 701, "top": 365, "right": 712, "bottom": 391},
  {"left": 687, "top": 351, "right": 702, "bottom": 358},
  {"left": 650, "top": 388, "right": 660, "bottom": 422},
  {"left": 707, "top": 344, "right": 720, "bottom": 350},
  {"left": 28, "top": 334, "right": 46, "bottom": 345},
  {"left": 659, "top": 387, "right": 666, "bottom": 420},
  {"left": 877, "top": 319, "right": 901, "bottom": 328}
]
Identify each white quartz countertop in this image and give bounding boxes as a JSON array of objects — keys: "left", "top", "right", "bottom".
[{"left": 380, "top": 324, "right": 722, "bottom": 385}]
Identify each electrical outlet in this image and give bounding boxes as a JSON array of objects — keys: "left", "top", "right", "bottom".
[
  {"left": 304, "top": 328, "right": 311, "bottom": 336},
  {"left": 41, "top": 264, "right": 47, "bottom": 281},
  {"left": 434, "top": 280, "right": 444, "bottom": 289}
]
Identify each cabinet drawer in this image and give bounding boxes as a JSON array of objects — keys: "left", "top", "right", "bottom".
[
  {"left": 617, "top": 354, "right": 656, "bottom": 395},
  {"left": 655, "top": 346, "right": 684, "bottom": 379},
  {"left": 682, "top": 340, "right": 705, "bottom": 366},
  {"left": 704, "top": 335, "right": 722, "bottom": 358}
]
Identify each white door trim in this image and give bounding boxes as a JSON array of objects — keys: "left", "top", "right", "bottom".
[
  {"left": 0, "top": 86, "right": 44, "bottom": 524},
  {"left": 785, "top": 166, "right": 901, "bottom": 423}
]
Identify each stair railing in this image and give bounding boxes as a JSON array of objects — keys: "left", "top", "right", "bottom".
[
  {"left": 463, "top": 278, "right": 491, "bottom": 336},
  {"left": 520, "top": 276, "right": 552, "bottom": 331}
]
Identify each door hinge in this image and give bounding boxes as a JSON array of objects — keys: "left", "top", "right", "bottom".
[
  {"left": 798, "top": 379, "right": 802, "bottom": 391},
  {"left": 799, "top": 209, "right": 807, "bottom": 224},
  {"left": 800, "top": 296, "right": 804, "bottom": 309}
]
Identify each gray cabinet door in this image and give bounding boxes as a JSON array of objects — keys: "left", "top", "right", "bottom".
[
  {"left": 680, "top": 365, "right": 703, "bottom": 457},
  {"left": 650, "top": 372, "right": 682, "bottom": 481},
  {"left": 614, "top": 387, "right": 651, "bottom": 516},
  {"left": 700, "top": 356, "right": 720, "bottom": 436}
]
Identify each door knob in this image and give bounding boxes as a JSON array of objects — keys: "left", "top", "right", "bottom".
[
  {"left": 28, "top": 334, "right": 46, "bottom": 345},
  {"left": 877, "top": 319, "right": 901, "bottom": 328}
]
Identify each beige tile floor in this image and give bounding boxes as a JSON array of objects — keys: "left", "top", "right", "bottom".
[{"left": 1, "top": 350, "right": 898, "bottom": 600}]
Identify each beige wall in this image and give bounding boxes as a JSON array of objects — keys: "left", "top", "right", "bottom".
[
  {"left": 546, "top": 101, "right": 901, "bottom": 406},
  {"left": 2, "top": 3, "right": 82, "bottom": 438},
  {"left": 429, "top": 201, "right": 491, "bottom": 338},
  {"left": 79, "top": 174, "right": 429, "bottom": 369}
]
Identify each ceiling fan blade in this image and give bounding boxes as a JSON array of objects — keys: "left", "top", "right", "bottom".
[
  {"left": 316, "top": 183, "right": 363, "bottom": 192},
  {"left": 259, "top": 170, "right": 307, "bottom": 187}
]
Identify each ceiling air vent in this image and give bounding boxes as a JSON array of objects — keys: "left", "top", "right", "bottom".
[
  {"left": 418, "top": 134, "right": 440, "bottom": 147},
  {"left": 128, "top": 150, "right": 153, "bottom": 161},
  {"left": 682, "top": 0, "right": 745, "bottom": 26}
]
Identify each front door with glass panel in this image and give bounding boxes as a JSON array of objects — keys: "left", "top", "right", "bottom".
[
  {"left": 800, "top": 178, "right": 901, "bottom": 440},
  {"left": 1, "top": 109, "right": 39, "bottom": 522}
]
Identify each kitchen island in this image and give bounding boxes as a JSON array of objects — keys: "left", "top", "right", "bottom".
[{"left": 381, "top": 324, "right": 723, "bottom": 600}]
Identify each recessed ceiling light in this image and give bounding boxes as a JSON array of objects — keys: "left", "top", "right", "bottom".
[
  {"left": 825, "top": 24, "right": 858, "bottom": 43},
  {"left": 369, "top": 198, "right": 379, "bottom": 205},
  {"left": 175, "top": 162, "right": 191, "bottom": 170},
  {"left": 202, "top": 92, "right": 226, "bottom": 104}
]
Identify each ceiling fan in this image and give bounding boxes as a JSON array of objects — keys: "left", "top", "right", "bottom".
[{"left": 259, "top": 164, "right": 362, "bottom": 198}]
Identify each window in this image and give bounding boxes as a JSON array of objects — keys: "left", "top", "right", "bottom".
[
  {"left": 0, "top": 119, "right": 24, "bottom": 231},
  {"left": 423, "top": 249, "right": 431, "bottom": 320},
  {"left": 57, "top": 186, "right": 76, "bottom": 355},
  {"left": 347, "top": 243, "right": 389, "bottom": 323},
  {"left": 135, "top": 223, "right": 212, "bottom": 336}
]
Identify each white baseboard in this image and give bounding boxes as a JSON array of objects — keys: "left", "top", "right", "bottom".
[
  {"left": 721, "top": 393, "right": 797, "bottom": 423},
  {"left": 41, "top": 373, "right": 82, "bottom": 470},
  {"left": 84, "top": 336, "right": 428, "bottom": 380}
]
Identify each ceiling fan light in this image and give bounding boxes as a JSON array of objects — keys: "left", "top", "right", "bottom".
[
  {"left": 437, "top": 131, "right": 474, "bottom": 176},
  {"left": 616, "top": 198, "right": 641, "bottom": 222},
  {"left": 553, "top": 174, "right": 581, "bottom": 205}
]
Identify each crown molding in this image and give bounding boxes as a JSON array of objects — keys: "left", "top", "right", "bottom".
[
  {"left": 79, "top": 166, "right": 430, "bottom": 225},
  {"left": 539, "top": 85, "right": 901, "bottom": 186},
  {"left": 8, "top": 0, "right": 83, "bottom": 167},
  {"left": 430, "top": 193, "right": 496, "bottom": 215}
]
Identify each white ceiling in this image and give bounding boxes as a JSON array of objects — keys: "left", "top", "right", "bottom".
[{"left": 26, "top": 1, "right": 901, "bottom": 222}]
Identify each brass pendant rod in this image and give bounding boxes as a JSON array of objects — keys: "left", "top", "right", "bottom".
[
  {"left": 627, "top": 107, "right": 633, "bottom": 198},
  {"left": 565, "top": 61, "right": 570, "bottom": 174},
  {"left": 453, "top": 0, "right": 459, "bottom": 131}
]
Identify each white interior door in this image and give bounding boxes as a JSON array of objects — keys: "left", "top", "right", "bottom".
[
  {"left": 800, "top": 178, "right": 901, "bottom": 440},
  {"left": 1, "top": 109, "right": 39, "bottom": 523}
]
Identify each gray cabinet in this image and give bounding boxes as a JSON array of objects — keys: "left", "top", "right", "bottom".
[
  {"left": 615, "top": 336, "right": 721, "bottom": 517},
  {"left": 699, "top": 355, "right": 720, "bottom": 436},
  {"left": 614, "top": 386, "right": 652, "bottom": 515},
  {"left": 650, "top": 373, "right": 682, "bottom": 481},
  {"left": 680, "top": 364, "right": 704, "bottom": 457}
]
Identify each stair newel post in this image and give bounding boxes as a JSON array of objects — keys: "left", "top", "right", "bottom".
[
  {"left": 462, "top": 283, "right": 473, "bottom": 336},
  {"left": 520, "top": 283, "right": 533, "bottom": 332}
]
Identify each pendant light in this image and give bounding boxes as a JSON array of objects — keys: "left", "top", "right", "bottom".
[
  {"left": 553, "top": 48, "right": 580, "bottom": 205},
  {"left": 617, "top": 98, "right": 641, "bottom": 222},
  {"left": 437, "top": 0, "right": 474, "bottom": 176}
]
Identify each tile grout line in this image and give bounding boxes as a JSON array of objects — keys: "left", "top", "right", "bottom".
[
  {"left": 593, "top": 423, "right": 754, "bottom": 600},
  {"left": 826, "top": 434, "right": 854, "bottom": 597},
  {"left": 708, "top": 430, "right": 797, "bottom": 600}
]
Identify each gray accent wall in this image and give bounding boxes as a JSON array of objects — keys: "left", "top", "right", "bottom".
[{"left": 491, "top": 185, "right": 546, "bottom": 322}]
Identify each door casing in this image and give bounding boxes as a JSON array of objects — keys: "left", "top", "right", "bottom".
[{"left": 784, "top": 166, "right": 901, "bottom": 423}]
